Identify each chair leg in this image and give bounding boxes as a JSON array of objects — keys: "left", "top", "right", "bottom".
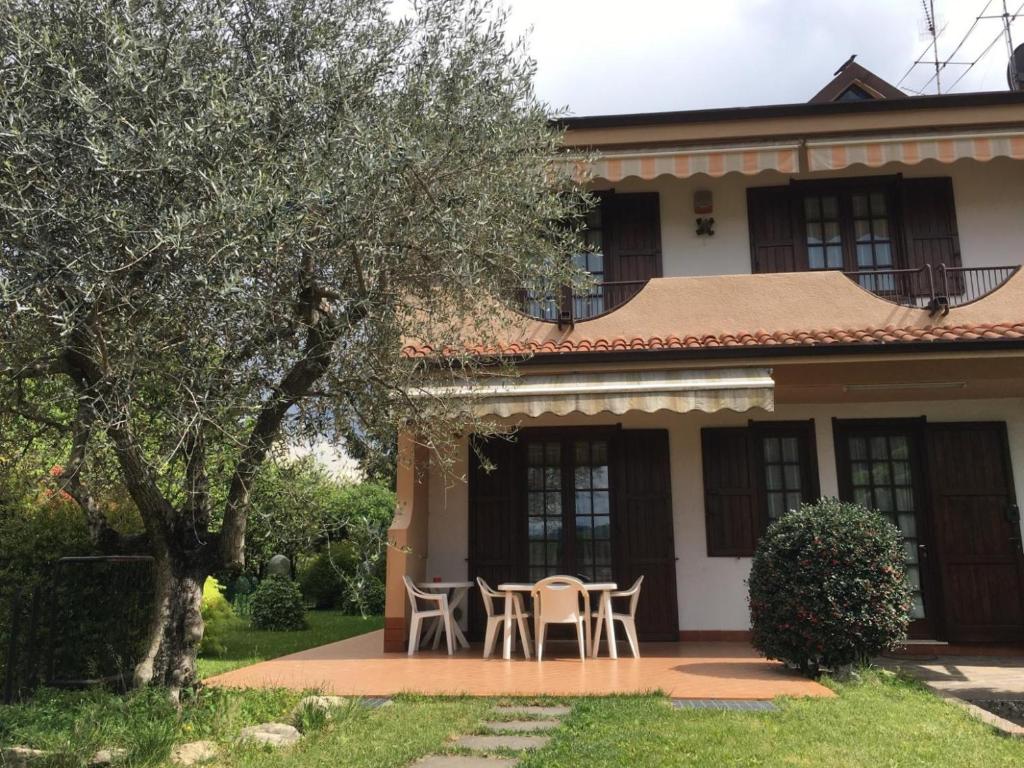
[
  {"left": 575, "top": 619, "right": 586, "bottom": 661},
  {"left": 443, "top": 611, "right": 455, "bottom": 656},
  {"left": 513, "top": 597, "right": 532, "bottom": 659},
  {"left": 483, "top": 617, "right": 498, "bottom": 659},
  {"left": 431, "top": 615, "right": 443, "bottom": 650},
  {"left": 536, "top": 621, "right": 545, "bottom": 662},
  {"left": 408, "top": 614, "right": 421, "bottom": 657},
  {"left": 622, "top": 617, "right": 640, "bottom": 658}
]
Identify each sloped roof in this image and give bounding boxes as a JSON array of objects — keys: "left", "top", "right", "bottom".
[{"left": 809, "top": 56, "right": 906, "bottom": 103}]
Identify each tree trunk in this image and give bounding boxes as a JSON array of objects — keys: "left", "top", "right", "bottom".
[{"left": 133, "top": 552, "right": 209, "bottom": 703}]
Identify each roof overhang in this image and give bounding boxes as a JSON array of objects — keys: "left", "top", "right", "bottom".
[{"left": 423, "top": 367, "right": 775, "bottom": 418}]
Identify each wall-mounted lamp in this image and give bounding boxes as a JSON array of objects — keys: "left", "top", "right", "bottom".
[{"left": 694, "top": 189, "right": 714, "bottom": 236}]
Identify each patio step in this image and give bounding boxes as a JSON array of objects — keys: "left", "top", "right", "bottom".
[
  {"left": 412, "top": 757, "right": 518, "bottom": 768},
  {"left": 482, "top": 720, "right": 560, "bottom": 733},
  {"left": 454, "top": 735, "right": 551, "bottom": 751},
  {"left": 491, "top": 705, "right": 571, "bottom": 717}
]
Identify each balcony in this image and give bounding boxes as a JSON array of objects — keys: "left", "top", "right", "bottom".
[{"left": 521, "top": 264, "right": 1019, "bottom": 325}]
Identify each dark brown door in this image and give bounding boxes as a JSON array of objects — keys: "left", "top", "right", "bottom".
[
  {"left": 615, "top": 430, "right": 678, "bottom": 640},
  {"left": 834, "top": 419, "right": 936, "bottom": 638},
  {"left": 926, "top": 423, "right": 1024, "bottom": 643}
]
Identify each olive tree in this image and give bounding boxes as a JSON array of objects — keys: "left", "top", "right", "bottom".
[{"left": 0, "top": 0, "right": 584, "bottom": 699}]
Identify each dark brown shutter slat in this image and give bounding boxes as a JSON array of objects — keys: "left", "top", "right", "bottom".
[
  {"left": 702, "top": 427, "right": 758, "bottom": 557},
  {"left": 467, "top": 435, "right": 521, "bottom": 638},
  {"left": 747, "top": 185, "right": 804, "bottom": 273},
  {"left": 602, "top": 192, "right": 663, "bottom": 286},
  {"left": 901, "top": 177, "right": 962, "bottom": 294},
  {"left": 614, "top": 429, "right": 678, "bottom": 640}
]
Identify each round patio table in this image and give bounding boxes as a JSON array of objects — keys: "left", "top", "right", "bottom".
[
  {"left": 497, "top": 581, "right": 619, "bottom": 661},
  {"left": 417, "top": 581, "right": 473, "bottom": 650}
]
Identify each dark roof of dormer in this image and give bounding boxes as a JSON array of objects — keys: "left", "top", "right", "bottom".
[{"left": 809, "top": 56, "right": 907, "bottom": 103}]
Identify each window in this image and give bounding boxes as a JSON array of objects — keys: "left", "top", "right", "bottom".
[
  {"left": 748, "top": 177, "right": 962, "bottom": 290},
  {"left": 702, "top": 422, "right": 819, "bottom": 557},
  {"left": 838, "top": 428, "right": 926, "bottom": 621},
  {"left": 571, "top": 207, "right": 606, "bottom": 318},
  {"left": 525, "top": 435, "right": 614, "bottom": 582}
]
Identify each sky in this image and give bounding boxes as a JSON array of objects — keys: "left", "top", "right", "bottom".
[{"left": 499, "top": 0, "right": 1022, "bottom": 116}]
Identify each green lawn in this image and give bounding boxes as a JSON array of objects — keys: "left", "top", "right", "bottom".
[
  {"left": 3, "top": 672, "right": 1024, "bottom": 767},
  {"left": 197, "top": 611, "right": 383, "bottom": 678}
]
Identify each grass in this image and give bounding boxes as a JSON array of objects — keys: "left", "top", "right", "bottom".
[
  {"left": 197, "top": 611, "right": 383, "bottom": 678},
  {"left": 3, "top": 670, "right": 1023, "bottom": 767}
]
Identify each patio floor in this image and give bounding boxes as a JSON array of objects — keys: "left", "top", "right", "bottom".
[{"left": 205, "top": 630, "right": 832, "bottom": 700}]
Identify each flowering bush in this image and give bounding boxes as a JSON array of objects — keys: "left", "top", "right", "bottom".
[{"left": 748, "top": 498, "right": 911, "bottom": 675}]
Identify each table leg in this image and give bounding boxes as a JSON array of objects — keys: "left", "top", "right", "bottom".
[
  {"left": 513, "top": 594, "right": 531, "bottom": 659},
  {"left": 603, "top": 591, "right": 617, "bottom": 660},
  {"left": 591, "top": 594, "right": 605, "bottom": 658},
  {"left": 502, "top": 591, "right": 514, "bottom": 660},
  {"left": 448, "top": 587, "right": 471, "bottom": 649}
]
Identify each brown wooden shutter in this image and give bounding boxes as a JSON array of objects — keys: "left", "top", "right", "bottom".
[
  {"left": 702, "top": 427, "right": 759, "bottom": 557},
  {"left": 602, "top": 192, "right": 662, "bottom": 286},
  {"left": 900, "top": 177, "right": 962, "bottom": 294},
  {"left": 466, "top": 435, "right": 522, "bottom": 638},
  {"left": 614, "top": 429, "right": 679, "bottom": 640},
  {"left": 747, "top": 185, "right": 805, "bottom": 273}
]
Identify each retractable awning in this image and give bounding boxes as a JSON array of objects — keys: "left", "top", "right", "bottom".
[
  {"left": 566, "top": 143, "right": 800, "bottom": 183},
  {"left": 425, "top": 367, "right": 774, "bottom": 418},
  {"left": 806, "top": 129, "right": 1024, "bottom": 172}
]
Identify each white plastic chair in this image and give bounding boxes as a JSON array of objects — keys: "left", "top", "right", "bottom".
[
  {"left": 403, "top": 576, "right": 455, "bottom": 656},
  {"left": 531, "top": 575, "right": 590, "bottom": 661},
  {"left": 477, "top": 577, "right": 532, "bottom": 658},
  {"left": 593, "top": 575, "right": 644, "bottom": 658}
]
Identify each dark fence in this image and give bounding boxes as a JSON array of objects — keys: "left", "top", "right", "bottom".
[
  {"left": 522, "top": 279, "right": 648, "bottom": 325},
  {"left": 843, "top": 263, "right": 1019, "bottom": 313},
  {"left": 2, "top": 555, "right": 154, "bottom": 704}
]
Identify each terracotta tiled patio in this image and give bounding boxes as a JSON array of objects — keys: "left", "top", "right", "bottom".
[{"left": 206, "top": 630, "right": 832, "bottom": 700}]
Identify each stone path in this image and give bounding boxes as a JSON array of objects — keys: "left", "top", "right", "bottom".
[{"left": 410, "top": 703, "right": 573, "bottom": 767}]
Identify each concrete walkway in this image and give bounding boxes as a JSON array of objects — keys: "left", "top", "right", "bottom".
[{"left": 880, "top": 656, "right": 1024, "bottom": 700}]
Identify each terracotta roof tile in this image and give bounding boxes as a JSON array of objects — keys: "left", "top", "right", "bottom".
[{"left": 401, "top": 321, "right": 1024, "bottom": 359}]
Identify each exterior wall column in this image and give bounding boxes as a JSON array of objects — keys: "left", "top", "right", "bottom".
[{"left": 383, "top": 431, "right": 431, "bottom": 652}]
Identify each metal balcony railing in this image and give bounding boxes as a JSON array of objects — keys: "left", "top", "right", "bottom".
[
  {"left": 842, "top": 263, "right": 1019, "bottom": 315},
  {"left": 522, "top": 280, "right": 648, "bottom": 326}
]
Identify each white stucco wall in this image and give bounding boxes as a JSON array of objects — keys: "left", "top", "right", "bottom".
[
  {"left": 423, "top": 397, "right": 1024, "bottom": 633},
  {"left": 592, "top": 156, "right": 1024, "bottom": 277}
]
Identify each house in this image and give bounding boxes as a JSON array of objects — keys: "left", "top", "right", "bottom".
[{"left": 384, "top": 59, "right": 1024, "bottom": 652}]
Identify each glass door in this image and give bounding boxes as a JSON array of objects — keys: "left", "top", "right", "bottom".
[{"left": 525, "top": 434, "right": 614, "bottom": 583}]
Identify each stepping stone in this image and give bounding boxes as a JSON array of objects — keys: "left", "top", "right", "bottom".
[
  {"left": 493, "top": 705, "right": 570, "bottom": 717},
  {"left": 170, "top": 741, "right": 218, "bottom": 766},
  {"left": 90, "top": 748, "right": 127, "bottom": 766},
  {"left": 671, "top": 699, "right": 777, "bottom": 711},
  {"left": 412, "top": 757, "right": 518, "bottom": 768},
  {"left": 455, "top": 735, "right": 550, "bottom": 751},
  {"left": 483, "top": 720, "right": 560, "bottom": 733},
  {"left": 292, "top": 695, "right": 350, "bottom": 720},
  {"left": 237, "top": 722, "right": 301, "bottom": 747},
  {"left": 2, "top": 747, "right": 49, "bottom": 768}
]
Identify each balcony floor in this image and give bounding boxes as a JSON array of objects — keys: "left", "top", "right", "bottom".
[{"left": 205, "top": 630, "right": 832, "bottom": 700}]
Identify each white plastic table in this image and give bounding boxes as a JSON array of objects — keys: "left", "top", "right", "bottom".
[
  {"left": 417, "top": 581, "right": 473, "bottom": 650},
  {"left": 497, "top": 582, "right": 619, "bottom": 660}
]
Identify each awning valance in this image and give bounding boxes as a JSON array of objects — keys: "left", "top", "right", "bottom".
[
  {"left": 566, "top": 143, "right": 800, "bottom": 183},
  {"left": 425, "top": 367, "right": 774, "bottom": 418},
  {"left": 806, "top": 129, "right": 1024, "bottom": 172}
]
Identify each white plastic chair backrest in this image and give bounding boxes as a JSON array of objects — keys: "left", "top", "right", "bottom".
[
  {"left": 476, "top": 577, "right": 500, "bottom": 617},
  {"left": 403, "top": 576, "right": 435, "bottom": 611},
  {"left": 532, "top": 576, "right": 587, "bottom": 623},
  {"left": 618, "top": 575, "right": 644, "bottom": 616}
]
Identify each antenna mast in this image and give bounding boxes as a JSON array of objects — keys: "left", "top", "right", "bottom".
[
  {"left": 923, "top": 0, "right": 942, "bottom": 93},
  {"left": 1004, "top": 0, "right": 1019, "bottom": 88}
]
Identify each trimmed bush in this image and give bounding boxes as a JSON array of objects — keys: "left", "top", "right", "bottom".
[
  {"left": 748, "top": 498, "right": 912, "bottom": 675},
  {"left": 200, "top": 578, "right": 237, "bottom": 656},
  {"left": 249, "top": 576, "right": 307, "bottom": 631}
]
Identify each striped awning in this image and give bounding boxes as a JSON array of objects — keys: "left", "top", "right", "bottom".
[
  {"left": 423, "top": 367, "right": 774, "bottom": 418},
  {"left": 567, "top": 143, "right": 800, "bottom": 183},
  {"left": 807, "top": 129, "right": 1024, "bottom": 172}
]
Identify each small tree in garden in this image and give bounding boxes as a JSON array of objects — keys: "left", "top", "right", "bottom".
[
  {"left": 748, "top": 499, "right": 911, "bottom": 676},
  {"left": 0, "top": 0, "right": 586, "bottom": 701}
]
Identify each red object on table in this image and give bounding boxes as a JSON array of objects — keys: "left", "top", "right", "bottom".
[{"left": 433, "top": 576, "right": 441, "bottom": 582}]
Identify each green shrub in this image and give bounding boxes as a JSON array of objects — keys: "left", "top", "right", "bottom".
[
  {"left": 199, "top": 578, "right": 237, "bottom": 656},
  {"left": 249, "top": 576, "right": 307, "bottom": 631},
  {"left": 298, "top": 541, "right": 355, "bottom": 609},
  {"left": 748, "top": 498, "right": 912, "bottom": 675}
]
